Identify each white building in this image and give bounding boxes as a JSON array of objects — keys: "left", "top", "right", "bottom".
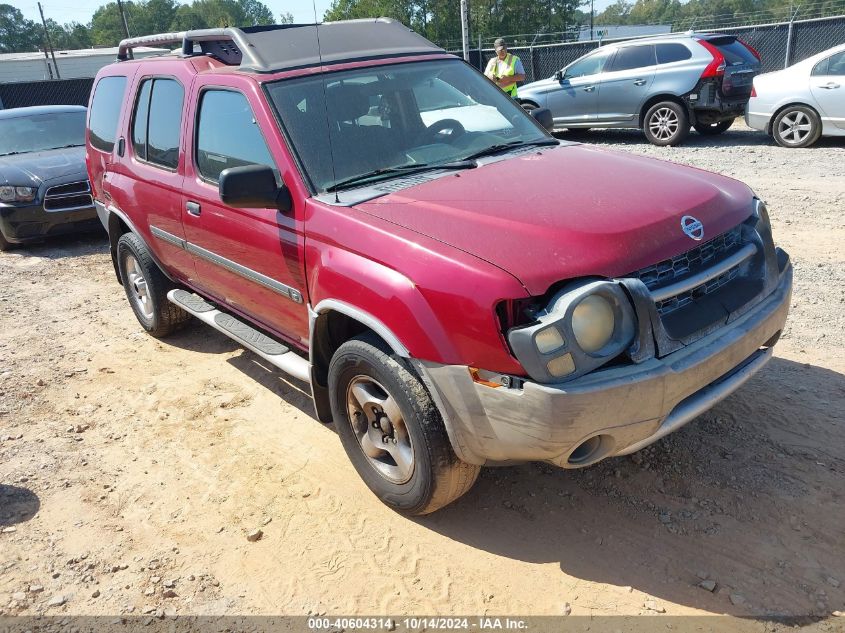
[
  {"left": 0, "top": 46, "right": 169, "bottom": 83},
  {"left": 579, "top": 24, "right": 673, "bottom": 42}
]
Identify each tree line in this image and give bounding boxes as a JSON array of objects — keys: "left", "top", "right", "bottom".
[{"left": 2, "top": 0, "right": 843, "bottom": 55}]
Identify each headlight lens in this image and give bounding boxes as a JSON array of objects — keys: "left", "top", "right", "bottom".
[
  {"left": 0, "top": 185, "right": 37, "bottom": 203},
  {"left": 534, "top": 326, "right": 565, "bottom": 354},
  {"left": 546, "top": 353, "right": 575, "bottom": 378},
  {"left": 571, "top": 294, "right": 615, "bottom": 353}
]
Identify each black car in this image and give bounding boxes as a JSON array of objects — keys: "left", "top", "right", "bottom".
[{"left": 0, "top": 105, "right": 101, "bottom": 250}]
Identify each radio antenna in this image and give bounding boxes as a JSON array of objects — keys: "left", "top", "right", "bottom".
[{"left": 313, "top": 0, "right": 341, "bottom": 203}]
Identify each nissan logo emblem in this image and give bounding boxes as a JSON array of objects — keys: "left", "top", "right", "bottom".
[{"left": 681, "top": 215, "right": 704, "bottom": 241}]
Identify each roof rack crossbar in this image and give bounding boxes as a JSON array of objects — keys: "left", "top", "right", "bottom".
[
  {"left": 117, "top": 28, "right": 257, "bottom": 66},
  {"left": 117, "top": 32, "right": 186, "bottom": 60}
]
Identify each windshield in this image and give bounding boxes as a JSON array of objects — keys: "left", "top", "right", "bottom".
[
  {"left": 0, "top": 111, "right": 86, "bottom": 156},
  {"left": 265, "top": 59, "right": 550, "bottom": 192}
]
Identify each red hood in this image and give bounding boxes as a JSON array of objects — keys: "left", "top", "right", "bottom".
[{"left": 357, "top": 144, "right": 754, "bottom": 295}]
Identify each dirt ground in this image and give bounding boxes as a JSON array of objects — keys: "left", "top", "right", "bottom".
[{"left": 1, "top": 122, "right": 843, "bottom": 629}]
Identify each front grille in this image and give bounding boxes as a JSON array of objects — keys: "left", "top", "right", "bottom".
[
  {"left": 631, "top": 225, "right": 746, "bottom": 316},
  {"left": 43, "top": 180, "right": 93, "bottom": 212}
]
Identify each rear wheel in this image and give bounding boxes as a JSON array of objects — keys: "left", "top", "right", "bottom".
[
  {"left": 0, "top": 231, "right": 11, "bottom": 252},
  {"left": 772, "top": 106, "right": 821, "bottom": 148},
  {"left": 116, "top": 232, "right": 190, "bottom": 337},
  {"left": 694, "top": 118, "right": 734, "bottom": 135},
  {"left": 643, "top": 101, "right": 689, "bottom": 146},
  {"left": 328, "top": 333, "right": 479, "bottom": 515}
]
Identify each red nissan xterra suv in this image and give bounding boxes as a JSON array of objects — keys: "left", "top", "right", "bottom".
[{"left": 87, "top": 20, "right": 792, "bottom": 515}]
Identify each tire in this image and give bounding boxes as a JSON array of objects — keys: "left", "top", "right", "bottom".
[
  {"left": 643, "top": 101, "right": 690, "bottom": 146},
  {"left": 772, "top": 105, "right": 821, "bottom": 148},
  {"left": 328, "top": 333, "right": 480, "bottom": 515},
  {"left": 116, "top": 232, "right": 190, "bottom": 338},
  {"left": 0, "top": 231, "right": 11, "bottom": 252},
  {"left": 694, "top": 118, "right": 734, "bottom": 135},
  {"left": 520, "top": 101, "right": 538, "bottom": 112}
]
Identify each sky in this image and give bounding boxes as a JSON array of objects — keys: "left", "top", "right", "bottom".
[{"left": 14, "top": 0, "right": 617, "bottom": 32}]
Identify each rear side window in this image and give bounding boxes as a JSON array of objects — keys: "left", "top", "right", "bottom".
[
  {"left": 609, "top": 45, "right": 656, "bottom": 72},
  {"left": 656, "top": 43, "right": 693, "bottom": 64},
  {"left": 88, "top": 76, "right": 127, "bottom": 153},
  {"left": 813, "top": 51, "right": 845, "bottom": 75},
  {"left": 707, "top": 37, "right": 758, "bottom": 65},
  {"left": 196, "top": 90, "right": 275, "bottom": 183},
  {"left": 131, "top": 78, "right": 183, "bottom": 169}
]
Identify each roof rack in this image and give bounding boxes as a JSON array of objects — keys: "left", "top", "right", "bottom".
[{"left": 116, "top": 19, "right": 445, "bottom": 73}]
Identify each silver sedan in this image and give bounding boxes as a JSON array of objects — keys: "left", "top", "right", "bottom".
[{"left": 746, "top": 43, "right": 845, "bottom": 147}]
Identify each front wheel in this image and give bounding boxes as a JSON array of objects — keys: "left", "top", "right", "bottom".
[
  {"left": 643, "top": 101, "right": 689, "bottom": 146},
  {"left": 772, "top": 106, "right": 821, "bottom": 148},
  {"left": 116, "top": 232, "right": 190, "bottom": 337},
  {"left": 328, "top": 333, "right": 479, "bottom": 515},
  {"left": 694, "top": 118, "right": 734, "bottom": 135}
]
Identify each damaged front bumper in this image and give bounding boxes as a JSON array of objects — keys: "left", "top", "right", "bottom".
[{"left": 417, "top": 251, "right": 792, "bottom": 468}]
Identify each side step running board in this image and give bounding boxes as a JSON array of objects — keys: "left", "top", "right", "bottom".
[{"left": 167, "top": 289, "right": 310, "bottom": 383}]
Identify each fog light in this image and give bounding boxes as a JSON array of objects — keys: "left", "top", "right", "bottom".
[
  {"left": 572, "top": 295, "right": 615, "bottom": 353},
  {"left": 547, "top": 353, "right": 575, "bottom": 378},
  {"left": 535, "top": 326, "right": 565, "bottom": 354}
]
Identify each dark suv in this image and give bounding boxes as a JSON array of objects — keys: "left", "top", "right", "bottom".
[
  {"left": 88, "top": 21, "right": 791, "bottom": 515},
  {"left": 0, "top": 105, "right": 100, "bottom": 250},
  {"left": 520, "top": 33, "right": 762, "bottom": 146}
]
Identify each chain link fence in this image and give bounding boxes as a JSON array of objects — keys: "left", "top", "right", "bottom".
[
  {"left": 456, "top": 14, "right": 845, "bottom": 83},
  {"left": 0, "top": 78, "right": 94, "bottom": 110}
]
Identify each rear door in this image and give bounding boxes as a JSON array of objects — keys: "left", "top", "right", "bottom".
[
  {"left": 595, "top": 44, "right": 656, "bottom": 123},
  {"left": 810, "top": 50, "right": 845, "bottom": 130},
  {"left": 548, "top": 47, "right": 615, "bottom": 125},
  {"left": 181, "top": 77, "right": 310, "bottom": 346},
  {"left": 706, "top": 36, "right": 761, "bottom": 99}
]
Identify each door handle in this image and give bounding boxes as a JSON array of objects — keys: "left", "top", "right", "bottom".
[
  {"left": 583, "top": 85, "right": 595, "bottom": 92},
  {"left": 633, "top": 79, "right": 647, "bottom": 86},
  {"left": 186, "top": 201, "right": 201, "bottom": 217},
  {"left": 820, "top": 82, "right": 840, "bottom": 89}
]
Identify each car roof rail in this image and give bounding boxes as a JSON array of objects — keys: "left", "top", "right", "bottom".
[{"left": 116, "top": 19, "right": 444, "bottom": 73}]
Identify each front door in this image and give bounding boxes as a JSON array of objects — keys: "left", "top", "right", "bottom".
[
  {"left": 548, "top": 48, "right": 616, "bottom": 126},
  {"left": 181, "top": 81, "right": 309, "bottom": 347},
  {"left": 810, "top": 50, "right": 845, "bottom": 130}
]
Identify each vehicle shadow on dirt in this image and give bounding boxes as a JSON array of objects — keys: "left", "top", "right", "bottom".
[
  {"left": 164, "top": 325, "right": 317, "bottom": 420},
  {"left": 0, "top": 484, "right": 40, "bottom": 527},
  {"left": 0, "top": 231, "right": 107, "bottom": 260},
  {"left": 419, "top": 356, "right": 845, "bottom": 619},
  {"left": 557, "top": 127, "right": 845, "bottom": 150}
]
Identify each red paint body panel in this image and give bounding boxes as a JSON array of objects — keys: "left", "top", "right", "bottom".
[
  {"left": 87, "top": 52, "right": 758, "bottom": 377},
  {"left": 358, "top": 144, "right": 754, "bottom": 296}
]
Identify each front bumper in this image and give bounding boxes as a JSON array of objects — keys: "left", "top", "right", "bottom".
[
  {"left": 419, "top": 253, "right": 792, "bottom": 468},
  {"left": 0, "top": 202, "right": 100, "bottom": 244}
]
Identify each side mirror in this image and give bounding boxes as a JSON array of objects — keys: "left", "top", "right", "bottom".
[
  {"left": 554, "top": 70, "right": 564, "bottom": 82},
  {"left": 219, "top": 164, "right": 292, "bottom": 212},
  {"left": 529, "top": 107, "right": 554, "bottom": 132}
]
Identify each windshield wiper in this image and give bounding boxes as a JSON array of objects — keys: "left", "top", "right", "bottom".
[
  {"left": 458, "top": 139, "right": 558, "bottom": 162},
  {"left": 325, "top": 160, "right": 475, "bottom": 193}
]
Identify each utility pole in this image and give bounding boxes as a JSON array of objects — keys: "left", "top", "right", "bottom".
[
  {"left": 37, "top": 2, "right": 61, "bottom": 79},
  {"left": 590, "top": 0, "right": 594, "bottom": 40},
  {"left": 460, "top": 0, "right": 470, "bottom": 61},
  {"left": 115, "top": 0, "right": 133, "bottom": 58}
]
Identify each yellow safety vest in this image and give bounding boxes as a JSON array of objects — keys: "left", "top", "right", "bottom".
[{"left": 490, "top": 53, "right": 519, "bottom": 98}]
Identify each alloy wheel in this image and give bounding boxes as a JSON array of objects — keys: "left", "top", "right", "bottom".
[
  {"left": 124, "top": 253, "right": 154, "bottom": 320},
  {"left": 346, "top": 375, "right": 414, "bottom": 484},
  {"left": 649, "top": 107, "right": 680, "bottom": 141},
  {"left": 777, "top": 110, "right": 813, "bottom": 145}
]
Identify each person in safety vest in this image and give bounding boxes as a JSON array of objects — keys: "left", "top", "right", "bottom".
[{"left": 484, "top": 38, "right": 526, "bottom": 98}]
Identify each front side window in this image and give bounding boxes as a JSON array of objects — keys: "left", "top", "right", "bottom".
[
  {"left": 266, "top": 59, "right": 551, "bottom": 193},
  {"left": 564, "top": 48, "right": 615, "bottom": 79},
  {"left": 608, "top": 45, "right": 656, "bottom": 72},
  {"left": 196, "top": 90, "right": 275, "bottom": 183},
  {"left": 130, "top": 78, "right": 183, "bottom": 169},
  {"left": 0, "top": 110, "right": 86, "bottom": 156},
  {"left": 88, "top": 75, "right": 127, "bottom": 153}
]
